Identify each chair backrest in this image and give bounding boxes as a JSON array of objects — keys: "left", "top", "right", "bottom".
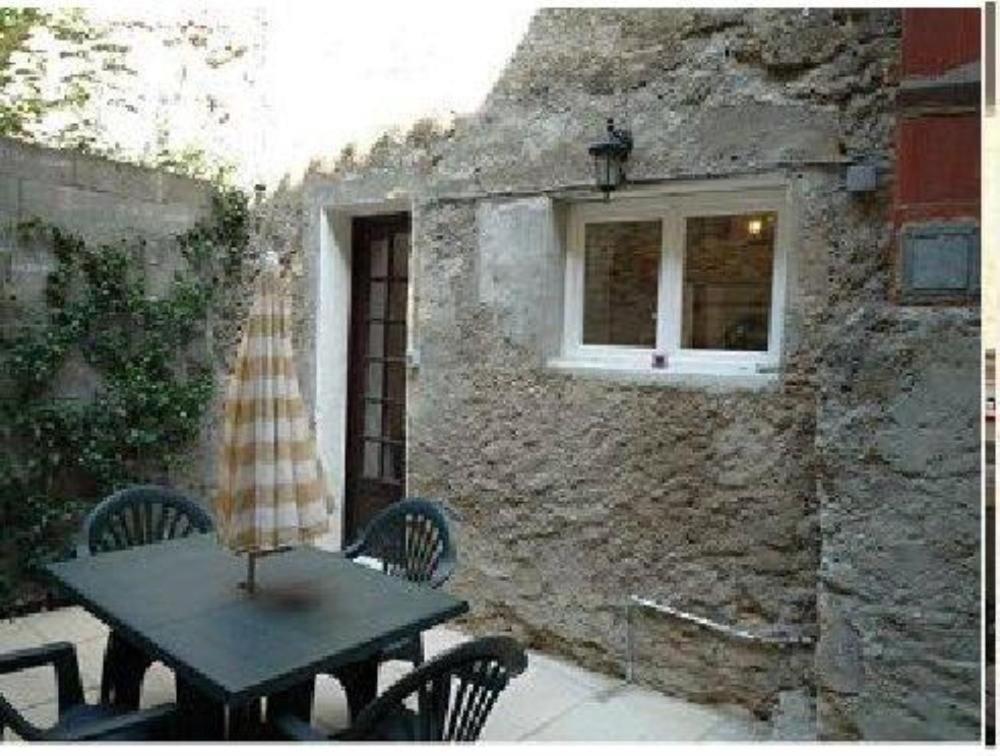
[
  {"left": 350, "top": 636, "right": 527, "bottom": 742},
  {"left": 83, "top": 485, "right": 214, "bottom": 555},
  {"left": 349, "top": 498, "right": 456, "bottom": 588}
]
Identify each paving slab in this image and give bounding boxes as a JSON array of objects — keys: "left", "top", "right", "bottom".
[
  {"left": 525, "top": 685, "right": 757, "bottom": 741},
  {"left": 15, "top": 698, "right": 59, "bottom": 736},
  {"left": 0, "top": 618, "right": 47, "bottom": 653},
  {"left": 310, "top": 673, "right": 350, "bottom": 732},
  {"left": 1, "top": 610, "right": 769, "bottom": 743},
  {"left": 481, "top": 652, "right": 609, "bottom": 740},
  {"left": 139, "top": 661, "right": 176, "bottom": 709},
  {"left": 74, "top": 636, "right": 108, "bottom": 693},
  {"left": 19, "top": 606, "right": 108, "bottom": 645}
]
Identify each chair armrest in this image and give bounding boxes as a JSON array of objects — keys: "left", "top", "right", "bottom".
[
  {"left": 430, "top": 553, "right": 456, "bottom": 589},
  {"left": 54, "top": 703, "right": 176, "bottom": 741},
  {"left": 0, "top": 694, "right": 44, "bottom": 740},
  {"left": 0, "top": 642, "right": 84, "bottom": 713},
  {"left": 341, "top": 538, "right": 364, "bottom": 560},
  {"left": 0, "top": 642, "right": 75, "bottom": 675},
  {"left": 271, "top": 713, "right": 330, "bottom": 741}
]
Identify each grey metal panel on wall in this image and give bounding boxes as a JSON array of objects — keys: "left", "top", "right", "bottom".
[{"left": 901, "top": 224, "right": 980, "bottom": 300}]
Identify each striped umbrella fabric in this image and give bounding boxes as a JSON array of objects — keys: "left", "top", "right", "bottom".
[{"left": 215, "top": 260, "right": 329, "bottom": 554}]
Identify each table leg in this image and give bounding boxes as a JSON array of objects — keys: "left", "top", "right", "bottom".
[
  {"left": 176, "top": 680, "right": 225, "bottom": 740},
  {"left": 332, "top": 658, "right": 380, "bottom": 722},
  {"left": 266, "top": 677, "right": 315, "bottom": 736},
  {"left": 229, "top": 699, "right": 264, "bottom": 740}
]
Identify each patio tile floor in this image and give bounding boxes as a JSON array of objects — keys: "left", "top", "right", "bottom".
[{"left": 1, "top": 605, "right": 769, "bottom": 741}]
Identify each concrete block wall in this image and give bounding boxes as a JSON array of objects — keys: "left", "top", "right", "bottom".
[{"left": 0, "top": 137, "right": 219, "bottom": 496}]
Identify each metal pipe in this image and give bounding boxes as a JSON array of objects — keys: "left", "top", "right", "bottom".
[
  {"left": 426, "top": 159, "right": 863, "bottom": 205},
  {"left": 623, "top": 594, "right": 814, "bottom": 682},
  {"left": 625, "top": 601, "right": 635, "bottom": 684}
]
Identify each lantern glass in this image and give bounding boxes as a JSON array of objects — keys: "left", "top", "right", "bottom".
[{"left": 592, "top": 152, "right": 623, "bottom": 194}]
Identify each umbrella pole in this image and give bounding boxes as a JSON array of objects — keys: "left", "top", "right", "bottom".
[{"left": 245, "top": 552, "right": 256, "bottom": 593}]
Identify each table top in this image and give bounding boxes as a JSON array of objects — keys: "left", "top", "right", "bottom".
[{"left": 45, "top": 535, "right": 468, "bottom": 705}]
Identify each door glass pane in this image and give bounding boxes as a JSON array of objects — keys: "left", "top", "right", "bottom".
[
  {"left": 681, "top": 213, "right": 775, "bottom": 351},
  {"left": 366, "top": 361, "right": 383, "bottom": 398},
  {"left": 363, "top": 441, "right": 380, "bottom": 478},
  {"left": 392, "top": 233, "right": 409, "bottom": 278},
  {"left": 386, "top": 364, "right": 405, "bottom": 401},
  {"left": 385, "top": 401, "right": 404, "bottom": 440},
  {"left": 364, "top": 401, "right": 382, "bottom": 437},
  {"left": 388, "top": 280, "right": 407, "bottom": 320},
  {"left": 368, "top": 322, "right": 384, "bottom": 358},
  {"left": 369, "top": 281, "right": 386, "bottom": 319},
  {"left": 370, "top": 238, "right": 388, "bottom": 277},
  {"left": 583, "top": 220, "right": 661, "bottom": 347},
  {"left": 386, "top": 323, "right": 406, "bottom": 357},
  {"left": 382, "top": 444, "right": 404, "bottom": 482}
]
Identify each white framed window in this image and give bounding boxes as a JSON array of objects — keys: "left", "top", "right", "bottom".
[{"left": 558, "top": 183, "right": 791, "bottom": 377}]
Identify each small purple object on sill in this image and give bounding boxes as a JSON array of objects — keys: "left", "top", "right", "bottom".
[{"left": 652, "top": 352, "right": 666, "bottom": 369}]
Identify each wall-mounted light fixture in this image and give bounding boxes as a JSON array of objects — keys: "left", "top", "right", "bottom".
[{"left": 588, "top": 118, "right": 633, "bottom": 200}]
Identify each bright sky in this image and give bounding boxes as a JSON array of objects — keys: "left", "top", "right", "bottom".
[
  {"left": 14, "top": 2, "right": 536, "bottom": 185},
  {"left": 255, "top": 3, "right": 536, "bottom": 184}
]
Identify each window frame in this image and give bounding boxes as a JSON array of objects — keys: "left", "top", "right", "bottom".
[{"left": 561, "top": 184, "right": 790, "bottom": 377}]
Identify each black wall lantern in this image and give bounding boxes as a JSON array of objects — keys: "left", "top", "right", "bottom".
[{"left": 588, "top": 117, "right": 633, "bottom": 200}]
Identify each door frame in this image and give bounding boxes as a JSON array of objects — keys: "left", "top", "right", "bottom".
[{"left": 314, "top": 198, "right": 411, "bottom": 550}]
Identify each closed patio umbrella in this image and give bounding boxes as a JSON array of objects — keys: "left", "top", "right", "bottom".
[{"left": 214, "top": 251, "right": 329, "bottom": 591}]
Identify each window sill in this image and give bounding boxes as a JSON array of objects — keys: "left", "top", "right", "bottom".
[{"left": 545, "top": 358, "right": 781, "bottom": 392}]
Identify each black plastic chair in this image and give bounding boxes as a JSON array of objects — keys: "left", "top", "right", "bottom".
[
  {"left": 340, "top": 498, "right": 456, "bottom": 670},
  {"left": 275, "top": 636, "right": 527, "bottom": 742},
  {"left": 83, "top": 485, "right": 214, "bottom": 556},
  {"left": 0, "top": 641, "right": 175, "bottom": 741},
  {"left": 80, "top": 485, "right": 214, "bottom": 710}
]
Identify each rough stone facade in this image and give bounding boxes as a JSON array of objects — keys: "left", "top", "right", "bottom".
[{"left": 298, "top": 8, "right": 979, "bottom": 739}]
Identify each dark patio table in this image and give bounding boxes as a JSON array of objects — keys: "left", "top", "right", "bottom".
[{"left": 44, "top": 534, "right": 468, "bottom": 740}]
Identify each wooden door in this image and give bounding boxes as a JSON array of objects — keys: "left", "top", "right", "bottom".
[{"left": 345, "top": 213, "right": 410, "bottom": 541}]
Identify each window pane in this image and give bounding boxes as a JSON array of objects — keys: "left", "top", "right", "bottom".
[
  {"left": 385, "top": 401, "right": 404, "bottom": 440},
  {"left": 681, "top": 213, "right": 775, "bottom": 351},
  {"left": 386, "top": 323, "right": 406, "bottom": 357},
  {"left": 369, "top": 281, "right": 386, "bottom": 318},
  {"left": 370, "top": 238, "right": 388, "bottom": 277},
  {"left": 368, "top": 322, "right": 384, "bottom": 358},
  {"left": 382, "top": 444, "right": 404, "bottom": 483},
  {"left": 363, "top": 441, "right": 380, "bottom": 479},
  {"left": 364, "top": 400, "right": 382, "bottom": 437},
  {"left": 386, "top": 364, "right": 405, "bottom": 401},
  {"left": 583, "top": 221, "right": 661, "bottom": 347},
  {"left": 392, "top": 232, "right": 409, "bottom": 278},
  {"left": 366, "top": 361, "right": 383, "bottom": 398},
  {"left": 388, "top": 280, "right": 407, "bottom": 320}
]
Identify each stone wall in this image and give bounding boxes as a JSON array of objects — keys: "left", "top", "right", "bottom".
[
  {"left": 814, "top": 7, "right": 982, "bottom": 739},
  {"left": 405, "top": 196, "right": 820, "bottom": 717},
  {"left": 301, "top": 8, "right": 980, "bottom": 738}
]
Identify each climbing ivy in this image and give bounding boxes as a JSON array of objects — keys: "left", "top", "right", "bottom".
[{"left": 0, "top": 187, "right": 250, "bottom": 616}]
